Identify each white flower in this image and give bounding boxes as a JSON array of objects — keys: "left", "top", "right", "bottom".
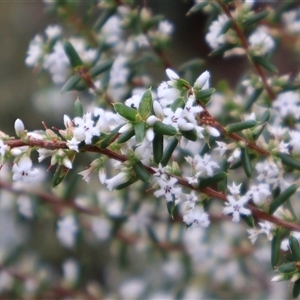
[
  {"left": 194, "top": 71, "right": 210, "bottom": 89},
  {"left": 17, "top": 195, "right": 34, "bottom": 219},
  {"left": 62, "top": 259, "right": 79, "bottom": 283},
  {"left": 66, "top": 137, "right": 81, "bottom": 152},
  {"left": 56, "top": 215, "right": 78, "bottom": 248},
  {"left": 247, "top": 221, "right": 273, "bottom": 244},
  {"left": 73, "top": 112, "right": 100, "bottom": 144},
  {"left": 215, "top": 141, "right": 227, "bottom": 157},
  {"left": 273, "top": 91, "right": 300, "bottom": 120},
  {"left": 255, "top": 160, "right": 279, "bottom": 184},
  {"left": 289, "top": 130, "right": 300, "bottom": 154},
  {"left": 282, "top": 9, "right": 300, "bottom": 34},
  {"left": 157, "top": 81, "right": 181, "bottom": 108},
  {"left": 37, "top": 149, "right": 54, "bottom": 162},
  {"left": 43, "top": 41, "right": 70, "bottom": 83},
  {"left": 12, "top": 157, "right": 39, "bottom": 182},
  {"left": 223, "top": 195, "right": 251, "bottom": 222},
  {"left": 206, "top": 14, "right": 229, "bottom": 49},
  {"left": 158, "top": 20, "right": 174, "bottom": 36},
  {"left": 205, "top": 126, "right": 220, "bottom": 137},
  {"left": 25, "top": 35, "right": 44, "bottom": 67},
  {"left": 91, "top": 217, "right": 111, "bottom": 240},
  {"left": 105, "top": 172, "right": 130, "bottom": 191},
  {"left": 246, "top": 183, "right": 270, "bottom": 205},
  {"left": 227, "top": 182, "right": 242, "bottom": 195},
  {"left": 45, "top": 25, "right": 62, "bottom": 39},
  {"left": 125, "top": 94, "right": 142, "bottom": 109},
  {"left": 183, "top": 206, "right": 210, "bottom": 228},
  {"left": 154, "top": 177, "right": 182, "bottom": 202},
  {"left": 249, "top": 26, "right": 275, "bottom": 56},
  {"left": 0, "top": 140, "right": 9, "bottom": 158},
  {"left": 193, "top": 154, "right": 219, "bottom": 177}
]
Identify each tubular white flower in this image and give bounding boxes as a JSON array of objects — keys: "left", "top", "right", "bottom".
[
  {"left": 206, "top": 126, "right": 220, "bottom": 137},
  {"left": 153, "top": 101, "right": 164, "bottom": 119},
  {"left": 105, "top": 172, "right": 130, "bottom": 191}
]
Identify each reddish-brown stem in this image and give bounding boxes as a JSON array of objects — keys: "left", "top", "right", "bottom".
[
  {"left": 217, "top": 0, "right": 276, "bottom": 100},
  {"left": 5, "top": 138, "right": 300, "bottom": 231}
]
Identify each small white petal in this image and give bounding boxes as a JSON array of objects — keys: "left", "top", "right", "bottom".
[
  {"left": 166, "top": 68, "right": 179, "bottom": 80},
  {"left": 194, "top": 71, "right": 210, "bottom": 89},
  {"left": 14, "top": 119, "right": 25, "bottom": 137},
  {"left": 206, "top": 126, "right": 220, "bottom": 137}
]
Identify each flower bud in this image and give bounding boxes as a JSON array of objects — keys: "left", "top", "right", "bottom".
[
  {"left": 166, "top": 68, "right": 179, "bottom": 81},
  {"left": 194, "top": 71, "right": 210, "bottom": 89},
  {"left": 14, "top": 119, "right": 25, "bottom": 137}
]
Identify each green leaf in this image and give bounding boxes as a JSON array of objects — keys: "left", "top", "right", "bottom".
[
  {"left": 278, "top": 153, "right": 300, "bottom": 171},
  {"left": 241, "top": 215, "right": 255, "bottom": 228},
  {"left": 241, "top": 147, "right": 252, "bottom": 178},
  {"left": 170, "top": 97, "right": 185, "bottom": 111},
  {"left": 100, "top": 125, "right": 122, "bottom": 149},
  {"left": 243, "top": 88, "right": 263, "bottom": 111},
  {"left": 269, "top": 184, "right": 298, "bottom": 215},
  {"left": 153, "top": 122, "right": 177, "bottom": 136},
  {"left": 93, "top": 7, "right": 117, "bottom": 30},
  {"left": 74, "top": 98, "right": 83, "bottom": 118},
  {"left": 117, "top": 128, "right": 135, "bottom": 143},
  {"left": 186, "top": 2, "right": 208, "bottom": 16},
  {"left": 89, "top": 59, "right": 114, "bottom": 78},
  {"left": 114, "top": 103, "right": 137, "bottom": 122},
  {"left": 277, "top": 262, "right": 296, "bottom": 274},
  {"left": 178, "top": 58, "right": 204, "bottom": 73},
  {"left": 133, "top": 161, "right": 150, "bottom": 183},
  {"left": 61, "top": 75, "right": 82, "bottom": 93},
  {"left": 167, "top": 199, "right": 176, "bottom": 219},
  {"left": 153, "top": 133, "right": 163, "bottom": 164},
  {"left": 195, "top": 88, "right": 215, "bottom": 103},
  {"left": 138, "top": 88, "right": 152, "bottom": 120},
  {"left": 134, "top": 122, "right": 146, "bottom": 143},
  {"left": 271, "top": 228, "right": 282, "bottom": 268},
  {"left": 198, "top": 172, "right": 227, "bottom": 189},
  {"left": 63, "top": 40, "right": 83, "bottom": 69},
  {"left": 181, "top": 128, "right": 198, "bottom": 141},
  {"left": 242, "top": 10, "right": 269, "bottom": 27},
  {"left": 260, "top": 109, "right": 271, "bottom": 123},
  {"left": 219, "top": 19, "right": 234, "bottom": 35},
  {"left": 252, "top": 55, "right": 277, "bottom": 73},
  {"left": 289, "top": 235, "right": 300, "bottom": 262},
  {"left": 226, "top": 120, "right": 257, "bottom": 134},
  {"left": 293, "top": 278, "right": 300, "bottom": 299},
  {"left": 115, "top": 177, "right": 137, "bottom": 190},
  {"left": 209, "top": 43, "right": 236, "bottom": 57},
  {"left": 229, "top": 153, "right": 257, "bottom": 170},
  {"left": 52, "top": 165, "right": 69, "bottom": 188},
  {"left": 160, "top": 137, "right": 178, "bottom": 167}
]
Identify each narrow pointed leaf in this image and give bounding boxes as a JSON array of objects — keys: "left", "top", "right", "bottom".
[
  {"left": 226, "top": 120, "right": 257, "bottom": 134},
  {"left": 252, "top": 55, "right": 277, "bottom": 73},
  {"left": 161, "top": 137, "right": 178, "bottom": 167},
  {"left": 134, "top": 122, "right": 146, "bottom": 143},
  {"left": 74, "top": 98, "right": 83, "bottom": 118},
  {"left": 269, "top": 184, "right": 298, "bottom": 215},
  {"left": 114, "top": 103, "right": 137, "bottom": 122},
  {"left": 61, "top": 75, "right": 82, "bottom": 93},
  {"left": 244, "top": 88, "right": 263, "bottom": 111},
  {"left": 133, "top": 161, "right": 150, "bottom": 183},
  {"left": 277, "top": 262, "right": 296, "bottom": 274},
  {"left": 89, "top": 59, "right": 114, "bottom": 78},
  {"left": 138, "top": 89, "right": 152, "bottom": 120},
  {"left": 289, "top": 235, "right": 300, "bottom": 262},
  {"left": 271, "top": 228, "right": 281, "bottom": 268},
  {"left": 181, "top": 128, "right": 198, "bottom": 141},
  {"left": 100, "top": 125, "right": 122, "bottom": 149},
  {"left": 167, "top": 200, "right": 175, "bottom": 219},
  {"left": 241, "top": 215, "right": 255, "bottom": 228},
  {"left": 117, "top": 128, "right": 135, "bottom": 143},
  {"left": 293, "top": 278, "right": 300, "bottom": 299},
  {"left": 278, "top": 153, "right": 300, "bottom": 171},
  {"left": 153, "top": 133, "right": 163, "bottom": 164},
  {"left": 115, "top": 177, "right": 137, "bottom": 190},
  {"left": 153, "top": 122, "right": 177, "bottom": 136},
  {"left": 63, "top": 40, "right": 83, "bottom": 69},
  {"left": 242, "top": 10, "right": 269, "bottom": 27},
  {"left": 198, "top": 172, "right": 227, "bottom": 189},
  {"left": 241, "top": 147, "right": 252, "bottom": 178}
]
